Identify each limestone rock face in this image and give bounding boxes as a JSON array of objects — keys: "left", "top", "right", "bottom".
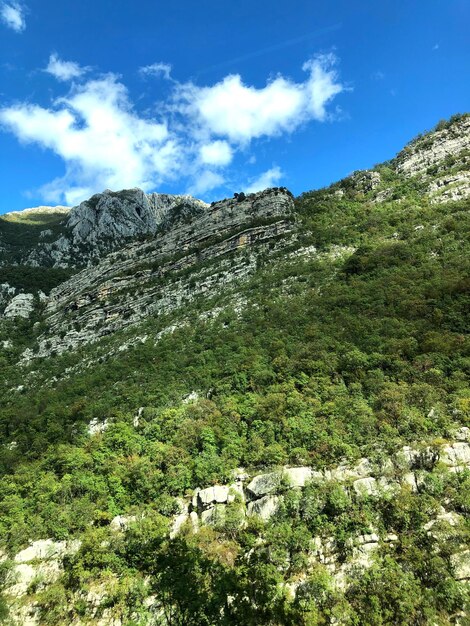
[
  {"left": 67, "top": 188, "right": 156, "bottom": 244},
  {"left": 109, "top": 515, "right": 136, "bottom": 532},
  {"left": 3, "top": 293, "right": 35, "bottom": 318},
  {"left": 195, "top": 485, "right": 231, "bottom": 508},
  {"left": 246, "top": 472, "right": 282, "bottom": 499},
  {"left": 7, "top": 539, "right": 80, "bottom": 600},
  {"left": 351, "top": 170, "right": 381, "bottom": 193},
  {"left": 283, "top": 467, "right": 315, "bottom": 488},
  {"left": 451, "top": 550, "right": 470, "bottom": 581},
  {"left": 454, "top": 427, "right": 470, "bottom": 442},
  {"left": 395, "top": 115, "right": 470, "bottom": 178},
  {"left": 7, "top": 561, "right": 62, "bottom": 597},
  {"left": 6, "top": 437, "right": 469, "bottom": 623},
  {"left": 440, "top": 442, "right": 470, "bottom": 468},
  {"left": 353, "top": 476, "right": 378, "bottom": 496},
  {"left": 66, "top": 188, "right": 208, "bottom": 247},
  {"left": 19, "top": 187, "right": 294, "bottom": 361},
  {"left": 428, "top": 171, "right": 470, "bottom": 203},
  {"left": 68, "top": 187, "right": 289, "bottom": 268},
  {"left": 192, "top": 483, "right": 245, "bottom": 514},
  {"left": 4, "top": 189, "right": 209, "bottom": 269},
  {"left": 14, "top": 539, "right": 68, "bottom": 563},
  {"left": 247, "top": 495, "right": 281, "bottom": 520}
]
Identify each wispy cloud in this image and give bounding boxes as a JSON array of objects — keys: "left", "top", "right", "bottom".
[
  {"left": 45, "top": 54, "right": 90, "bottom": 81},
  {"left": 371, "top": 70, "right": 385, "bottom": 80},
  {"left": 0, "top": 1, "right": 25, "bottom": 32},
  {"left": 0, "top": 76, "right": 176, "bottom": 204},
  {"left": 188, "top": 171, "right": 225, "bottom": 196},
  {"left": 139, "top": 62, "right": 172, "bottom": 80},
  {"left": 433, "top": 43, "right": 439, "bottom": 51},
  {"left": 0, "top": 53, "right": 346, "bottom": 203},
  {"left": 246, "top": 166, "right": 283, "bottom": 193},
  {"left": 195, "top": 24, "right": 342, "bottom": 77}
]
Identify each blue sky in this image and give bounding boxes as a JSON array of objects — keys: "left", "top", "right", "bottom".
[{"left": 0, "top": 0, "right": 468, "bottom": 212}]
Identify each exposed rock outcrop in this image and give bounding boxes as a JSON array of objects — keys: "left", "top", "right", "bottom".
[
  {"left": 395, "top": 115, "right": 470, "bottom": 178},
  {"left": 66, "top": 189, "right": 208, "bottom": 246},
  {"left": 20, "top": 188, "right": 294, "bottom": 360},
  {"left": 22, "top": 189, "right": 208, "bottom": 268},
  {"left": 3, "top": 293, "right": 35, "bottom": 318},
  {"left": 6, "top": 436, "right": 469, "bottom": 625}
]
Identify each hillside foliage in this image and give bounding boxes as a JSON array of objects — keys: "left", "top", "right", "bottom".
[{"left": 0, "top": 119, "right": 469, "bottom": 624}]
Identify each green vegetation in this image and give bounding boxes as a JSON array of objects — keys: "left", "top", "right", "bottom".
[
  {"left": 0, "top": 119, "right": 469, "bottom": 623},
  {"left": 0, "top": 265, "right": 75, "bottom": 294},
  {"left": 0, "top": 210, "right": 68, "bottom": 267}
]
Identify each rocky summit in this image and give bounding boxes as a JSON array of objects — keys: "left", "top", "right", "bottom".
[{"left": 0, "top": 114, "right": 469, "bottom": 626}]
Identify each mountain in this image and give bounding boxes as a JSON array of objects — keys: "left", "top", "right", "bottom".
[
  {"left": 0, "top": 113, "right": 469, "bottom": 625},
  {"left": 0, "top": 190, "right": 209, "bottom": 269}
]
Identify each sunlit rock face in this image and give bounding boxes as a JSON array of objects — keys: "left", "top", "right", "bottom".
[
  {"left": 3, "top": 293, "right": 35, "bottom": 318},
  {"left": 395, "top": 115, "right": 470, "bottom": 178},
  {"left": 66, "top": 188, "right": 209, "bottom": 245}
]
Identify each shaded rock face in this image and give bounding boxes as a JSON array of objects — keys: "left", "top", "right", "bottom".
[{"left": 0, "top": 283, "right": 16, "bottom": 312}]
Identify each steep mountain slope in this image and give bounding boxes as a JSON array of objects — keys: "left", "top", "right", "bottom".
[
  {"left": 0, "top": 114, "right": 469, "bottom": 625},
  {"left": 0, "top": 189, "right": 208, "bottom": 270}
]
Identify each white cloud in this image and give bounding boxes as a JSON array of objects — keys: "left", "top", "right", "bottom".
[
  {"left": 0, "top": 53, "right": 346, "bottom": 203},
  {"left": 0, "top": 76, "right": 179, "bottom": 204},
  {"left": 188, "top": 170, "right": 225, "bottom": 195},
  {"left": 139, "top": 62, "right": 172, "bottom": 80},
  {"left": 177, "top": 53, "right": 343, "bottom": 144},
  {"left": 1, "top": 1, "right": 25, "bottom": 32},
  {"left": 199, "top": 140, "right": 232, "bottom": 166},
  {"left": 45, "top": 53, "right": 89, "bottom": 82},
  {"left": 245, "top": 166, "right": 283, "bottom": 193}
]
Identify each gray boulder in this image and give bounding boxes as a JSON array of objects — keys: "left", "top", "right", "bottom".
[
  {"left": 440, "top": 442, "right": 470, "bottom": 468},
  {"left": 246, "top": 472, "right": 282, "bottom": 499},
  {"left": 451, "top": 550, "right": 470, "bottom": 581},
  {"left": 247, "top": 495, "right": 281, "bottom": 521}
]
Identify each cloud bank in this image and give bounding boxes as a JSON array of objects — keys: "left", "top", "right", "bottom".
[
  {"left": 0, "top": 1, "right": 25, "bottom": 32},
  {"left": 0, "top": 54, "right": 345, "bottom": 204}
]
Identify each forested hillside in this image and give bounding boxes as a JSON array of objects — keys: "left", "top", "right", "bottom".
[{"left": 0, "top": 114, "right": 469, "bottom": 625}]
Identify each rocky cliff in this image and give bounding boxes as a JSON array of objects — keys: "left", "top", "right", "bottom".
[
  {"left": 14, "top": 187, "right": 294, "bottom": 360},
  {"left": 22, "top": 189, "right": 209, "bottom": 268},
  {"left": 328, "top": 114, "right": 470, "bottom": 205}
]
